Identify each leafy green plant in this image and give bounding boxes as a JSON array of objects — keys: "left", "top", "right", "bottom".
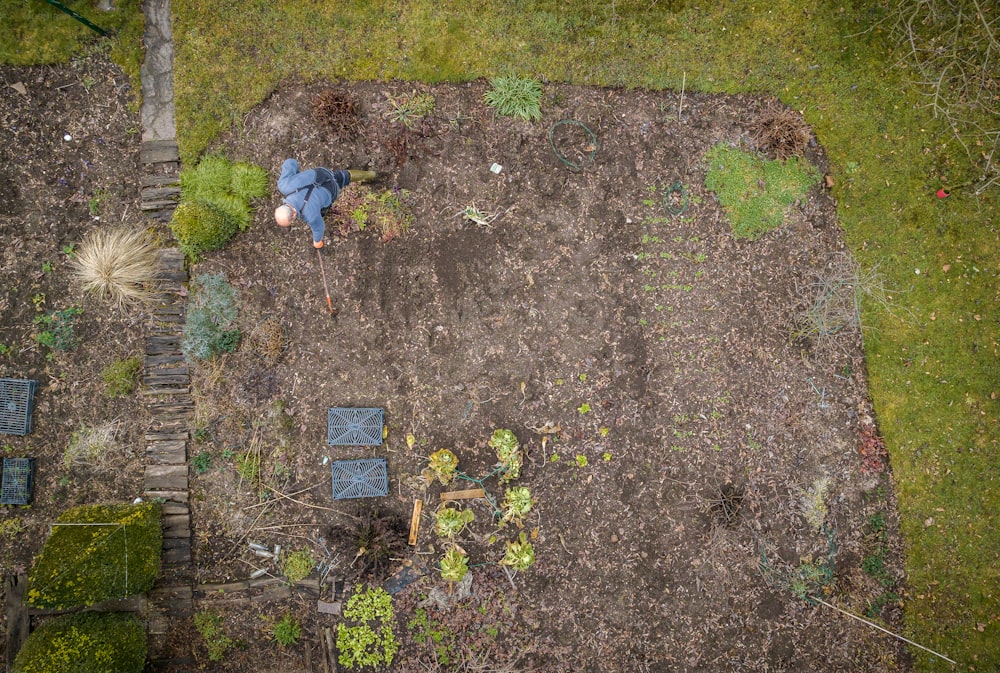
[
  {"left": 407, "top": 607, "right": 457, "bottom": 665},
  {"left": 26, "top": 502, "right": 161, "bottom": 609},
  {"left": 434, "top": 506, "right": 474, "bottom": 539},
  {"left": 282, "top": 549, "right": 315, "bottom": 583},
  {"left": 703, "top": 143, "right": 819, "bottom": 240},
  {"left": 100, "top": 356, "right": 142, "bottom": 398},
  {"left": 575, "top": 454, "right": 588, "bottom": 468},
  {"left": 439, "top": 545, "right": 469, "bottom": 583},
  {"left": 336, "top": 585, "right": 399, "bottom": 669},
  {"left": 489, "top": 428, "right": 522, "bottom": 482},
  {"left": 182, "top": 273, "right": 240, "bottom": 362},
  {"left": 192, "top": 450, "right": 212, "bottom": 474},
  {"left": 500, "top": 486, "right": 534, "bottom": 527},
  {"left": 273, "top": 613, "right": 301, "bottom": 647},
  {"left": 499, "top": 532, "right": 536, "bottom": 571},
  {"left": 194, "top": 611, "right": 234, "bottom": 662},
  {"left": 12, "top": 612, "right": 146, "bottom": 673},
  {"left": 423, "top": 448, "right": 459, "bottom": 485},
  {"left": 33, "top": 307, "right": 82, "bottom": 352},
  {"left": 384, "top": 90, "right": 436, "bottom": 128},
  {"left": 484, "top": 75, "right": 543, "bottom": 121},
  {"left": 235, "top": 449, "right": 260, "bottom": 483}
]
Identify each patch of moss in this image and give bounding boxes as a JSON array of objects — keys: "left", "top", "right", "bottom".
[
  {"left": 13, "top": 612, "right": 146, "bottom": 673},
  {"left": 26, "top": 502, "right": 161, "bottom": 609}
]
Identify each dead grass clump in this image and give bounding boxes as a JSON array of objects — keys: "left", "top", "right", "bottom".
[
  {"left": 312, "top": 89, "right": 360, "bottom": 137},
  {"left": 247, "top": 317, "right": 287, "bottom": 363},
  {"left": 71, "top": 227, "right": 160, "bottom": 307},
  {"left": 63, "top": 420, "right": 123, "bottom": 472},
  {"left": 708, "top": 482, "right": 746, "bottom": 528},
  {"left": 749, "top": 103, "right": 812, "bottom": 160}
]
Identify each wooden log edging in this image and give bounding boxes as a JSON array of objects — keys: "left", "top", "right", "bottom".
[{"left": 142, "top": 248, "right": 194, "bottom": 663}]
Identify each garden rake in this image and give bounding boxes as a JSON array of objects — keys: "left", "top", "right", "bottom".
[{"left": 316, "top": 248, "right": 336, "bottom": 317}]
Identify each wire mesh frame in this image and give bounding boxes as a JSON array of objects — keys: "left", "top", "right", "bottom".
[
  {"left": 327, "top": 408, "right": 384, "bottom": 446},
  {"left": 1, "top": 458, "right": 36, "bottom": 505},
  {"left": 331, "top": 458, "right": 389, "bottom": 499},
  {"left": 0, "top": 378, "right": 38, "bottom": 436}
]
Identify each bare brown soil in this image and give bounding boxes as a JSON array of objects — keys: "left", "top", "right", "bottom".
[{"left": 0, "top": 54, "right": 909, "bottom": 672}]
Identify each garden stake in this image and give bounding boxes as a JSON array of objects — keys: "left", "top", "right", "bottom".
[{"left": 316, "top": 248, "right": 336, "bottom": 316}]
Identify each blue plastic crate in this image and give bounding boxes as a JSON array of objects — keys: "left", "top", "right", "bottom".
[
  {"left": 331, "top": 458, "right": 389, "bottom": 500},
  {"left": 1, "top": 458, "right": 36, "bottom": 506},
  {"left": 0, "top": 379, "right": 38, "bottom": 436},
  {"left": 327, "top": 408, "right": 384, "bottom": 446}
]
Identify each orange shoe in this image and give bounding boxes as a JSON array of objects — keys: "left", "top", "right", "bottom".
[{"left": 313, "top": 240, "right": 324, "bottom": 249}]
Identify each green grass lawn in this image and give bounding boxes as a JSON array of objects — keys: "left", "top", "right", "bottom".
[{"left": 4, "top": 0, "right": 997, "bottom": 669}]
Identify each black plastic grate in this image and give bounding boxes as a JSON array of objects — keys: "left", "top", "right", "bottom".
[
  {"left": 331, "top": 458, "right": 389, "bottom": 499},
  {"left": 1, "top": 458, "right": 36, "bottom": 506},
  {"left": 0, "top": 379, "right": 38, "bottom": 436},
  {"left": 327, "top": 408, "right": 384, "bottom": 446}
]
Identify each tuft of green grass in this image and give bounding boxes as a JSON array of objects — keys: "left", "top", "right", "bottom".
[
  {"left": 704, "top": 144, "right": 820, "bottom": 240},
  {"left": 484, "top": 75, "right": 543, "bottom": 121},
  {"left": 100, "top": 356, "right": 141, "bottom": 397}
]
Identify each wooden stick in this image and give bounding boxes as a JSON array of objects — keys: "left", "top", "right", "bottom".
[
  {"left": 678, "top": 71, "right": 686, "bottom": 121},
  {"left": 812, "top": 597, "right": 956, "bottom": 665},
  {"left": 408, "top": 499, "right": 423, "bottom": 545},
  {"left": 439, "top": 488, "right": 486, "bottom": 501},
  {"left": 242, "top": 480, "right": 325, "bottom": 510}
]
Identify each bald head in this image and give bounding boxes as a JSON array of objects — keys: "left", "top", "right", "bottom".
[{"left": 274, "top": 204, "right": 296, "bottom": 227}]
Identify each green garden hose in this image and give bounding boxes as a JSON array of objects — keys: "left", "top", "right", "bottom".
[{"left": 549, "top": 120, "right": 598, "bottom": 170}]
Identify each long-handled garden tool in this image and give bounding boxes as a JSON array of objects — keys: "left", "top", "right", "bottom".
[{"left": 316, "top": 248, "right": 336, "bottom": 317}]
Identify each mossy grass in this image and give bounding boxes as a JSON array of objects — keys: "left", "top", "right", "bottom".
[
  {"left": 0, "top": 1, "right": 145, "bottom": 111},
  {"left": 26, "top": 502, "right": 161, "bottom": 609},
  {"left": 12, "top": 612, "right": 146, "bottom": 673}
]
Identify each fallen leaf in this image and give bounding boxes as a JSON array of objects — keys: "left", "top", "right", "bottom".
[
  {"left": 406, "top": 433, "right": 416, "bottom": 449},
  {"left": 942, "top": 264, "right": 951, "bottom": 272},
  {"left": 11, "top": 81, "right": 27, "bottom": 95},
  {"left": 924, "top": 517, "right": 935, "bottom": 527},
  {"left": 824, "top": 174, "right": 834, "bottom": 188}
]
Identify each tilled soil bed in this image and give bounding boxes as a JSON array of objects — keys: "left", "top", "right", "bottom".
[{"left": 1, "top": 55, "right": 907, "bottom": 672}]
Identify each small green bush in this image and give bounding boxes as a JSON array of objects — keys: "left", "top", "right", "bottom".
[
  {"left": 12, "top": 612, "right": 146, "bottom": 673},
  {"left": 704, "top": 143, "right": 819, "bottom": 240},
  {"left": 282, "top": 549, "right": 315, "bottom": 584},
  {"left": 488, "top": 428, "right": 522, "bottom": 482},
  {"left": 33, "top": 307, "right": 82, "bottom": 352},
  {"left": 169, "top": 200, "right": 239, "bottom": 262},
  {"left": 273, "top": 613, "right": 301, "bottom": 647},
  {"left": 100, "top": 356, "right": 142, "bottom": 398},
  {"left": 182, "top": 273, "right": 240, "bottom": 362},
  {"left": 336, "top": 585, "right": 399, "bottom": 669},
  {"left": 230, "top": 162, "right": 269, "bottom": 201},
  {"left": 172, "top": 155, "right": 267, "bottom": 261},
  {"left": 194, "top": 611, "right": 234, "bottom": 661},
  {"left": 484, "top": 75, "right": 543, "bottom": 121},
  {"left": 180, "top": 154, "right": 233, "bottom": 201},
  {"left": 26, "top": 502, "right": 161, "bottom": 609}
]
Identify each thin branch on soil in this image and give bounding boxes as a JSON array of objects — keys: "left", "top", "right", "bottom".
[
  {"left": 501, "top": 565, "right": 518, "bottom": 592},
  {"left": 811, "top": 597, "right": 956, "bottom": 665},
  {"left": 242, "top": 480, "right": 325, "bottom": 510},
  {"left": 257, "top": 481, "right": 361, "bottom": 520}
]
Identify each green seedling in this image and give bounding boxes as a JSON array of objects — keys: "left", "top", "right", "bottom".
[
  {"left": 439, "top": 545, "right": 469, "bottom": 583},
  {"left": 423, "top": 448, "right": 459, "bottom": 485},
  {"left": 500, "top": 487, "right": 534, "bottom": 527},
  {"left": 575, "top": 454, "right": 588, "bottom": 468},
  {"left": 489, "top": 429, "right": 522, "bottom": 482},
  {"left": 434, "top": 506, "right": 474, "bottom": 539},
  {"left": 499, "top": 532, "right": 535, "bottom": 571}
]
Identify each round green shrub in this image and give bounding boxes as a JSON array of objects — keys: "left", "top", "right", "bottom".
[
  {"left": 13, "top": 612, "right": 146, "bottom": 673},
  {"left": 27, "top": 502, "right": 161, "bottom": 609},
  {"left": 230, "top": 162, "right": 269, "bottom": 201},
  {"left": 180, "top": 154, "right": 233, "bottom": 201},
  {"left": 169, "top": 200, "right": 239, "bottom": 262}
]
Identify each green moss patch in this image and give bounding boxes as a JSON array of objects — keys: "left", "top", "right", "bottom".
[
  {"left": 26, "top": 502, "right": 161, "bottom": 609},
  {"left": 13, "top": 612, "right": 146, "bottom": 673}
]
